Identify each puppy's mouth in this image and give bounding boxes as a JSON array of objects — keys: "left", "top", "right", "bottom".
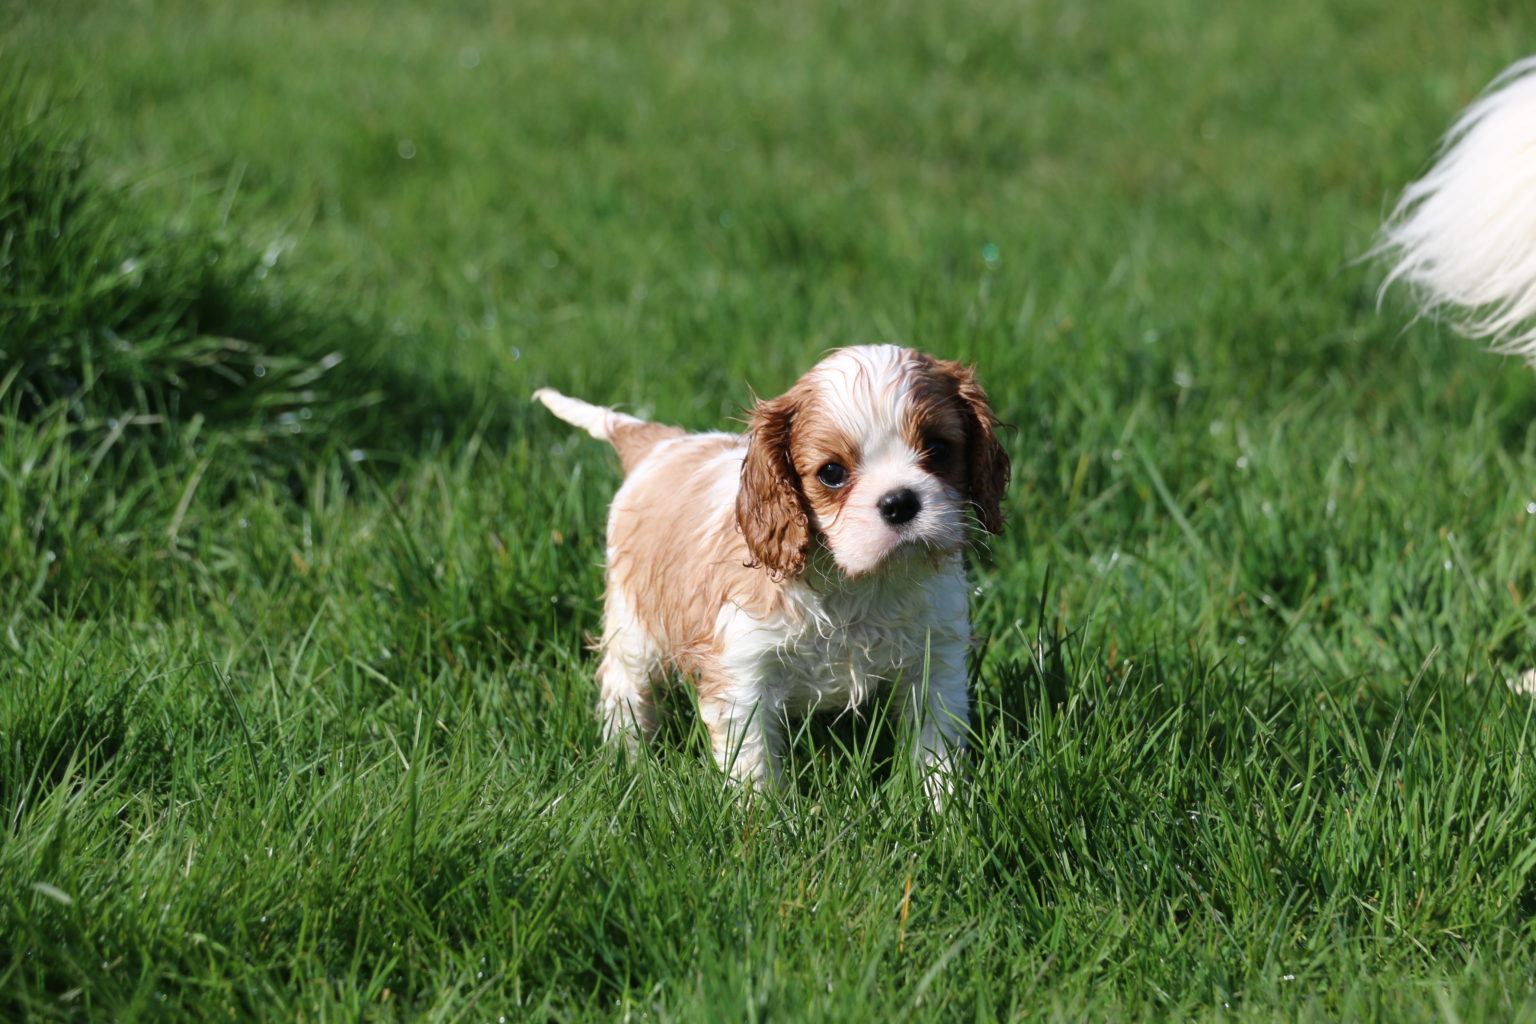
[{"left": 823, "top": 516, "right": 966, "bottom": 579}]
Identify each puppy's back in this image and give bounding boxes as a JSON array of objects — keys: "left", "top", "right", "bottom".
[{"left": 607, "top": 433, "right": 786, "bottom": 661}]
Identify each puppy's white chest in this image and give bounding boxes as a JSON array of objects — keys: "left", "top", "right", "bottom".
[
  {"left": 775, "top": 618, "right": 927, "bottom": 713},
  {"left": 742, "top": 566, "right": 970, "bottom": 715}
]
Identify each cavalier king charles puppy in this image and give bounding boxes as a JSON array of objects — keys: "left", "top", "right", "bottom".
[
  {"left": 1377, "top": 57, "right": 1536, "bottom": 357},
  {"left": 534, "top": 345, "right": 1008, "bottom": 804}
]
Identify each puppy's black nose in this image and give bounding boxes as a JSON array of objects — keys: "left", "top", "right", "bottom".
[{"left": 878, "top": 488, "right": 920, "bottom": 526}]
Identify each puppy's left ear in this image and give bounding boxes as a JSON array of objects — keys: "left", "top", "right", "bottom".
[{"left": 947, "top": 362, "right": 1010, "bottom": 535}]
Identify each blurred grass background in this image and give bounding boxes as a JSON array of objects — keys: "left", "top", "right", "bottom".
[{"left": 5, "top": 0, "right": 1536, "bottom": 1019}]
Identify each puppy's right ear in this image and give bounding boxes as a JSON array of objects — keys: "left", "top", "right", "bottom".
[{"left": 736, "top": 393, "right": 810, "bottom": 580}]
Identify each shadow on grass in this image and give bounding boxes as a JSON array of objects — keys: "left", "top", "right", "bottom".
[{"left": 0, "top": 72, "right": 522, "bottom": 468}]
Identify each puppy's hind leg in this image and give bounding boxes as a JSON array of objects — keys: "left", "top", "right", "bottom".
[{"left": 596, "top": 587, "right": 659, "bottom": 756}]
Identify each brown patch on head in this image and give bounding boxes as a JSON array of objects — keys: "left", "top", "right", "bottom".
[
  {"left": 736, "top": 389, "right": 815, "bottom": 579},
  {"left": 783, "top": 402, "right": 862, "bottom": 537},
  {"left": 904, "top": 354, "right": 1011, "bottom": 535}
]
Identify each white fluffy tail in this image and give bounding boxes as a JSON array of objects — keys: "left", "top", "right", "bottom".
[
  {"left": 531, "top": 387, "right": 642, "bottom": 442},
  {"left": 1376, "top": 57, "right": 1536, "bottom": 360},
  {"left": 532, "top": 388, "right": 686, "bottom": 473}
]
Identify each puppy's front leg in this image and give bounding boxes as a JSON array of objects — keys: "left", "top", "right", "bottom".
[
  {"left": 902, "top": 638, "right": 970, "bottom": 809},
  {"left": 698, "top": 671, "right": 785, "bottom": 793}
]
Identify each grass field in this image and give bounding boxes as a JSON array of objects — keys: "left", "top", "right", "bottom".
[{"left": 5, "top": 0, "right": 1536, "bottom": 1019}]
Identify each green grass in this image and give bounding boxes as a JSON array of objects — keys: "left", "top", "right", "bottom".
[{"left": 4, "top": 0, "right": 1536, "bottom": 1018}]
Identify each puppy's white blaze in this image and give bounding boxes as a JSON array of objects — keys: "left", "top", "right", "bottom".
[
  {"left": 1377, "top": 57, "right": 1536, "bottom": 358},
  {"left": 807, "top": 344, "right": 916, "bottom": 447}
]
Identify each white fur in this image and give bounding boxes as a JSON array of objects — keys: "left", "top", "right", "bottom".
[
  {"left": 707, "top": 548, "right": 972, "bottom": 805},
  {"left": 531, "top": 387, "right": 643, "bottom": 442},
  {"left": 1377, "top": 58, "right": 1536, "bottom": 357}
]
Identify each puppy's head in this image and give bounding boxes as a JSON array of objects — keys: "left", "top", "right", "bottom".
[{"left": 736, "top": 345, "right": 1009, "bottom": 579}]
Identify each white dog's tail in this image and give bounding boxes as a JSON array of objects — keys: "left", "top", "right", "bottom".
[
  {"left": 532, "top": 388, "right": 685, "bottom": 473},
  {"left": 1376, "top": 57, "right": 1536, "bottom": 360}
]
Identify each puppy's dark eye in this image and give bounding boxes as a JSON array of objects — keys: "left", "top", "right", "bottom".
[
  {"left": 923, "top": 439, "right": 952, "bottom": 464},
  {"left": 816, "top": 462, "right": 848, "bottom": 488}
]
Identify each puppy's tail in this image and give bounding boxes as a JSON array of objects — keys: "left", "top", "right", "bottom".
[
  {"left": 532, "top": 388, "right": 685, "bottom": 474},
  {"left": 1375, "top": 57, "right": 1536, "bottom": 360}
]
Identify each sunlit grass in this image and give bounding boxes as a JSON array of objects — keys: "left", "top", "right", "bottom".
[{"left": 4, "top": 0, "right": 1536, "bottom": 1019}]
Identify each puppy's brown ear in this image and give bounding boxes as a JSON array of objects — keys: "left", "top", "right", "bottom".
[
  {"left": 736, "top": 393, "right": 811, "bottom": 579},
  {"left": 948, "top": 363, "right": 1011, "bottom": 535}
]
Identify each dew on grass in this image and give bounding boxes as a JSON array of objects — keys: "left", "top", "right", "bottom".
[
  {"left": 982, "top": 243, "right": 999, "bottom": 266},
  {"left": 459, "top": 47, "right": 480, "bottom": 68},
  {"left": 540, "top": 250, "right": 560, "bottom": 268},
  {"left": 1236, "top": 455, "right": 1249, "bottom": 470},
  {"left": 1443, "top": 560, "right": 1453, "bottom": 571},
  {"left": 1526, "top": 501, "right": 1536, "bottom": 514},
  {"left": 253, "top": 364, "right": 265, "bottom": 378},
  {"left": 320, "top": 351, "right": 344, "bottom": 370},
  {"left": 398, "top": 139, "right": 417, "bottom": 160},
  {"left": 239, "top": 519, "right": 250, "bottom": 529},
  {"left": 349, "top": 449, "right": 367, "bottom": 462},
  {"left": 1110, "top": 448, "right": 1123, "bottom": 462}
]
